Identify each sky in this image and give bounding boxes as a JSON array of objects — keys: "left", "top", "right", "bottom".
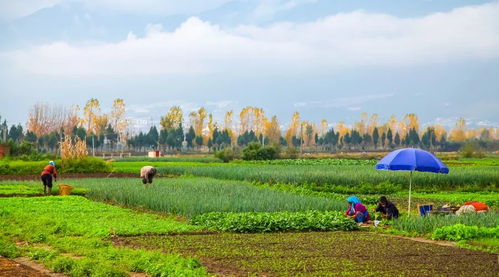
[{"left": 0, "top": 0, "right": 498, "bottom": 132}]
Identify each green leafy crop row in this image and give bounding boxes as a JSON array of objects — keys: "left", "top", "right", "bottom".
[
  {"left": 190, "top": 210, "right": 359, "bottom": 233},
  {"left": 391, "top": 212, "right": 498, "bottom": 235},
  {"left": 431, "top": 224, "right": 499, "bottom": 241}
]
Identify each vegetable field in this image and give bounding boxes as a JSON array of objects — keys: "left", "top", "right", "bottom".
[
  {"left": 156, "top": 163, "right": 498, "bottom": 191},
  {"left": 115, "top": 232, "right": 498, "bottom": 276},
  {"left": 0, "top": 156, "right": 498, "bottom": 276},
  {"left": 74, "top": 177, "right": 345, "bottom": 216}
]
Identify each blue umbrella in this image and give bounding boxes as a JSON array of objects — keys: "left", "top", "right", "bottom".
[{"left": 376, "top": 148, "right": 449, "bottom": 214}]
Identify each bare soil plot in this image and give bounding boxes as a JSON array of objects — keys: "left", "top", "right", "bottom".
[
  {"left": 115, "top": 231, "right": 499, "bottom": 276},
  {"left": 0, "top": 256, "right": 48, "bottom": 277}
]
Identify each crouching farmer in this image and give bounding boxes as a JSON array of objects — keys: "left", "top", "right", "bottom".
[
  {"left": 140, "top": 166, "right": 157, "bottom": 184},
  {"left": 41, "top": 161, "right": 57, "bottom": 195},
  {"left": 345, "top": 196, "right": 370, "bottom": 223},
  {"left": 374, "top": 196, "right": 399, "bottom": 220}
]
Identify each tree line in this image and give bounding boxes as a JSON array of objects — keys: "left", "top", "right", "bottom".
[{"left": 0, "top": 99, "right": 497, "bottom": 156}]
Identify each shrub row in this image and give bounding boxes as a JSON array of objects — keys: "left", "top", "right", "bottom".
[
  {"left": 0, "top": 157, "right": 112, "bottom": 175},
  {"left": 242, "top": 158, "right": 377, "bottom": 166},
  {"left": 190, "top": 211, "right": 359, "bottom": 233},
  {"left": 242, "top": 142, "right": 279, "bottom": 160},
  {"left": 115, "top": 156, "right": 222, "bottom": 163}
]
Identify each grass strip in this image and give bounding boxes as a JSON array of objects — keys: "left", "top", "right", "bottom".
[{"left": 0, "top": 196, "right": 206, "bottom": 276}]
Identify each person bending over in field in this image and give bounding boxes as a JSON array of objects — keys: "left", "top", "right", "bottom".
[
  {"left": 41, "top": 161, "right": 57, "bottom": 195},
  {"left": 345, "top": 196, "right": 370, "bottom": 223},
  {"left": 374, "top": 196, "right": 399, "bottom": 220},
  {"left": 140, "top": 166, "right": 157, "bottom": 184}
]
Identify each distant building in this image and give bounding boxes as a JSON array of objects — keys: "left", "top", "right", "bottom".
[
  {"left": 0, "top": 144, "right": 10, "bottom": 159},
  {"left": 148, "top": 150, "right": 161, "bottom": 158}
]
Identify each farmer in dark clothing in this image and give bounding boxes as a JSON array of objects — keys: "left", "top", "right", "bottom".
[
  {"left": 375, "top": 196, "right": 399, "bottom": 219},
  {"left": 41, "top": 161, "right": 57, "bottom": 195},
  {"left": 140, "top": 166, "right": 157, "bottom": 184}
]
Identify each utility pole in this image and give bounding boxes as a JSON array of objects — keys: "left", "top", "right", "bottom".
[
  {"left": 300, "top": 124, "right": 303, "bottom": 154},
  {"left": 2, "top": 126, "right": 6, "bottom": 142}
]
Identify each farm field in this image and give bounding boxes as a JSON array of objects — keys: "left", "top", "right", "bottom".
[
  {"left": 115, "top": 231, "right": 498, "bottom": 276},
  {"left": 4, "top": 0, "right": 499, "bottom": 275},
  {"left": 0, "top": 156, "right": 498, "bottom": 276},
  {"left": 0, "top": 196, "right": 206, "bottom": 276},
  {"left": 0, "top": 178, "right": 346, "bottom": 216},
  {"left": 154, "top": 163, "right": 498, "bottom": 192},
  {"left": 4, "top": 157, "right": 498, "bottom": 193}
]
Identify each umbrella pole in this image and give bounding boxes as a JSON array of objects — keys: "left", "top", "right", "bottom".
[{"left": 408, "top": 171, "right": 413, "bottom": 215}]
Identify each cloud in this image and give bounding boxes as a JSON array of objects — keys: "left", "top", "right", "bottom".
[
  {"left": 0, "top": 0, "right": 232, "bottom": 20},
  {"left": 3, "top": 2, "right": 499, "bottom": 76},
  {"left": 0, "top": 0, "right": 61, "bottom": 20},
  {"left": 126, "top": 99, "right": 239, "bottom": 131},
  {"left": 128, "top": 100, "right": 201, "bottom": 116},
  {"left": 428, "top": 117, "right": 499, "bottom": 129},
  {"left": 432, "top": 116, "right": 466, "bottom": 128},
  {"left": 81, "top": 0, "right": 232, "bottom": 16},
  {"left": 250, "top": 0, "right": 318, "bottom": 20},
  {"left": 206, "top": 100, "right": 235, "bottom": 109},
  {"left": 295, "top": 94, "right": 394, "bottom": 109},
  {"left": 477, "top": 120, "right": 493, "bottom": 126},
  {"left": 294, "top": 102, "right": 308, "bottom": 107}
]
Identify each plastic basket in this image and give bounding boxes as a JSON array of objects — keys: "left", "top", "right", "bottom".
[{"left": 59, "top": 184, "right": 74, "bottom": 196}]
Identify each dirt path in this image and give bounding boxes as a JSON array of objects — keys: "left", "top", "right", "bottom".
[
  {"left": 0, "top": 256, "right": 52, "bottom": 277},
  {"left": 377, "top": 233, "right": 457, "bottom": 247},
  {"left": 115, "top": 231, "right": 498, "bottom": 276},
  {"left": 0, "top": 172, "right": 138, "bottom": 181}
]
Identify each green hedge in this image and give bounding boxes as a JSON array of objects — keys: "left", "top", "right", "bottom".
[
  {"left": 59, "top": 157, "right": 112, "bottom": 173},
  {"left": 115, "top": 156, "right": 222, "bottom": 163},
  {"left": 190, "top": 210, "right": 359, "bottom": 233}
]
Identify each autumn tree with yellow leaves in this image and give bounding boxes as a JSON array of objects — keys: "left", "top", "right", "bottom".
[
  {"left": 160, "top": 106, "right": 183, "bottom": 130},
  {"left": 264, "top": 116, "right": 281, "bottom": 145},
  {"left": 18, "top": 100, "right": 499, "bottom": 154},
  {"left": 83, "top": 98, "right": 101, "bottom": 134},
  {"left": 449, "top": 118, "right": 467, "bottom": 142},
  {"left": 27, "top": 102, "right": 80, "bottom": 137},
  {"left": 110, "top": 99, "right": 129, "bottom": 142},
  {"left": 239, "top": 107, "right": 267, "bottom": 135},
  {"left": 285, "top": 112, "right": 300, "bottom": 146}
]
